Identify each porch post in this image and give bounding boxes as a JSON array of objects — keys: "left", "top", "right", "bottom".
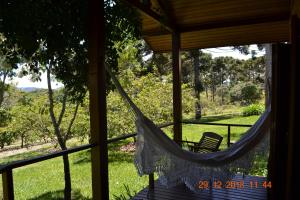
[
  {"left": 286, "top": 15, "right": 300, "bottom": 200},
  {"left": 172, "top": 32, "right": 182, "bottom": 144},
  {"left": 268, "top": 44, "right": 290, "bottom": 200},
  {"left": 88, "top": 0, "right": 109, "bottom": 199}
]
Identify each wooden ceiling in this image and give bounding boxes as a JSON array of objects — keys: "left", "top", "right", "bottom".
[{"left": 126, "top": 0, "right": 291, "bottom": 52}]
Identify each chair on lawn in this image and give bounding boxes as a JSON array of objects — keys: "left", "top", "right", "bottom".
[{"left": 182, "top": 132, "right": 223, "bottom": 153}]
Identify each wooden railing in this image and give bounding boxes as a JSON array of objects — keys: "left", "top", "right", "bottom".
[
  {"left": 0, "top": 122, "right": 174, "bottom": 199},
  {"left": 0, "top": 144, "right": 96, "bottom": 199},
  {"left": 0, "top": 121, "right": 251, "bottom": 199}
]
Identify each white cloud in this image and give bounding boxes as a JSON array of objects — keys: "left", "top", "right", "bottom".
[{"left": 202, "top": 45, "right": 265, "bottom": 59}]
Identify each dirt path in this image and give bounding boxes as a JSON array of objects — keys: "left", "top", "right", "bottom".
[{"left": 0, "top": 143, "right": 53, "bottom": 159}]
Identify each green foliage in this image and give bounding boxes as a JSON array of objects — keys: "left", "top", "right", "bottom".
[
  {"left": 0, "top": 107, "right": 11, "bottom": 126},
  {"left": 0, "top": 108, "right": 15, "bottom": 148},
  {"left": 107, "top": 67, "right": 195, "bottom": 138},
  {"left": 1, "top": 0, "right": 140, "bottom": 102},
  {"left": 241, "top": 84, "right": 262, "bottom": 104},
  {"left": 230, "top": 82, "right": 262, "bottom": 105},
  {"left": 9, "top": 92, "right": 52, "bottom": 147},
  {"left": 0, "top": 130, "right": 15, "bottom": 149},
  {"left": 106, "top": 40, "right": 195, "bottom": 138},
  {"left": 3, "top": 90, "right": 90, "bottom": 148},
  {"left": 0, "top": 129, "right": 13, "bottom": 148},
  {"left": 242, "top": 104, "right": 264, "bottom": 116},
  {"left": 113, "top": 184, "right": 137, "bottom": 200},
  {"left": 0, "top": 34, "right": 21, "bottom": 107}
]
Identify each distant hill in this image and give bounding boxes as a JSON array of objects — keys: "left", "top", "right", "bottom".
[{"left": 18, "top": 87, "right": 42, "bottom": 92}]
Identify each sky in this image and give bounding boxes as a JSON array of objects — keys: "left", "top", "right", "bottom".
[
  {"left": 8, "top": 45, "right": 265, "bottom": 89},
  {"left": 8, "top": 71, "right": 64, "bottom": 89}
]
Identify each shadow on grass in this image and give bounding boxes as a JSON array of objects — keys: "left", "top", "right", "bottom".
[
  {"left": 108, "top": 151, "right": 133, "bottom": 163},
  {"left": 28, "top": 189, "right": 91, "bottom": 200},
  {"left": 73, "top": 145, "right": 133, "bottom": 165},
  {"left": 185, "top": 113, "right": 241, "bottom": 123},
  {"left": 0, "top": 148, "right": 51, "bottom": 165},
  {"left": 108, "top": 140, "right": 134, "bottom": 163},
  {"left": 201, "top": 113, "right": 242, "bottom": 122},
  {"left": 73, "top": 149, "right": 91, "bottom": 165}
]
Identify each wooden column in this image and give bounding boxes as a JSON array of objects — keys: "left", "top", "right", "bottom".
[
  {"left": 172, "top": 32, "right": 182, "bottom": 144},
  {"left": 88, "top": 0, "right": 108, "bottom": 199},
  {"left": 286, "top": 15, "right": 300, "bottom": 200},
  {"left": 268, "top": 44, "right": 290, "bottom": 200}
]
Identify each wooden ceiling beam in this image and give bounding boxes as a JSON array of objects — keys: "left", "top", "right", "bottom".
[
  {"left": 123, "top": 0, "right": 176, "bottom": 32},
  {"left": 291, "top": 0, "right": 300, "bottom": 18},
  {"left": 156, "top": 0, "right": 178, "bottom": 29}
]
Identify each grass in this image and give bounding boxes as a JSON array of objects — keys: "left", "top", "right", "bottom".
[{"left": 0, "top": 114, "right": 265, "bottom": 199}]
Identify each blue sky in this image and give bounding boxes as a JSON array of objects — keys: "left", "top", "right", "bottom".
[{"left": 8, "top": 45, "right": 264, "bottom": 89}]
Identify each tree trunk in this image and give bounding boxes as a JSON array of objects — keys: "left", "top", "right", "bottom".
[
  {"left": 220, "top": 69, "right": 224, "bottom": 105},
  {"left": 63, "top": 154, "right": 72, "bottom": 200},
  {"left": 0, "top": 72, "right": 8, "bottom": 107},
  {"left": 190, "top": 50, "right": 202, "bottom": 120},
  {"left": 265, "top": 44, "right": 272, "bottom": 107},
  {"left": 0, "top": 86, "right": 4, "bottom": 107},
  {"left": 46, "top": 67, "right": 72, "bottom": 199},
  {"left": 212, "top": 86, "right": 215, "bottom": 102},
  {"left": 21, "top": 134, "right": 24, "bottom": 148}
]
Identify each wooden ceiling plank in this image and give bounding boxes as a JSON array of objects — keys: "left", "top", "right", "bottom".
[
  {"left": 179, "top": 14, "right": 289, "bottom": 33},
  {"left": 146, "top": 20, "right": 289, "bottom": 52},
  {"left": 137, "top": 0, "right": 291, "bottom": 51}
]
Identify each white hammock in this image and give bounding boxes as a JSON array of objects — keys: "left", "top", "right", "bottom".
[{"left": 107, "top": 67, "right": 270, "bottom": 192}]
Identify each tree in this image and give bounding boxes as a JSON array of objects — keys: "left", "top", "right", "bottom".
[
  {"left": 0, "top": 108, "right": 14, "bottom": 148},
  {"left": 188, "top": 50, "right": 204, "bottom": 119},
  {"left": 46, "top": 66, "right": 80, "bottom": 198},
  {"left": 1, "top": 0, "right": 140, "bottom": 198},
  {"left": 209, "top": 57, "right": 227, "bottom": 102},
  {"left": 9, "top": 91, "right": 51, "bottom": 148},
  {"left": 0, "top": 35, "right": 20, "bottom": 107}
]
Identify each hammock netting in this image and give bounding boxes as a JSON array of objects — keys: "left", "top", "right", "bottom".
[{"left": 107, "top": 67, "right": 271, "bottom": 192}]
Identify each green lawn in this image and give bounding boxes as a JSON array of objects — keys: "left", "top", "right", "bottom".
[
  {"left": 0, "top": 114, "right": 264, "bottom": 199},
  {"left": 0, "top": 141, "right": 146, "bottom": 200}
]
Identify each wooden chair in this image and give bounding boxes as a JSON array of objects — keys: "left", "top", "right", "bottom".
[{"left": 182, "top": 132, "right": 223, "bottom": 153}]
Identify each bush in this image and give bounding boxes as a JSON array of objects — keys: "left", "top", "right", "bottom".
[
  {"left": 242, "top": 104, "right": 264, "bottom": 116},
  {"left": 230, "top": 82, "right": 262, "bottom": 105},
  {"left": 241, "top": 84, "right": 262, "bottom": 105}
]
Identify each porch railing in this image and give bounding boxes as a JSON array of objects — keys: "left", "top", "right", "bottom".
[
  {"left": 0, "top": 121, "right": 251, "bottom": 199},
  {"left": 182, "top": 120, "right": 252, "bottom": 147}
]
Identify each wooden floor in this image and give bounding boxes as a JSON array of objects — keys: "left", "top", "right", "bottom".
[{"left": 133, "top": 175, "right": 268, "bottom": 200}]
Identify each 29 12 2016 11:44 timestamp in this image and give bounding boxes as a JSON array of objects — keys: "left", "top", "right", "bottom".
[{"left": 198, "top": 180, "right": 272, "bottom": 189}]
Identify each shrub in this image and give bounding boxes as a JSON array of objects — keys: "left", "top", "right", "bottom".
[
  {"left": 230, "top": 82, "right": 262, "bottom": 105},
  {"left": 241, "top": 84, "right": 262, "bottom": 105},
  {"left": 242, "top": 104, "right": 264, "bottom": 116}
]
